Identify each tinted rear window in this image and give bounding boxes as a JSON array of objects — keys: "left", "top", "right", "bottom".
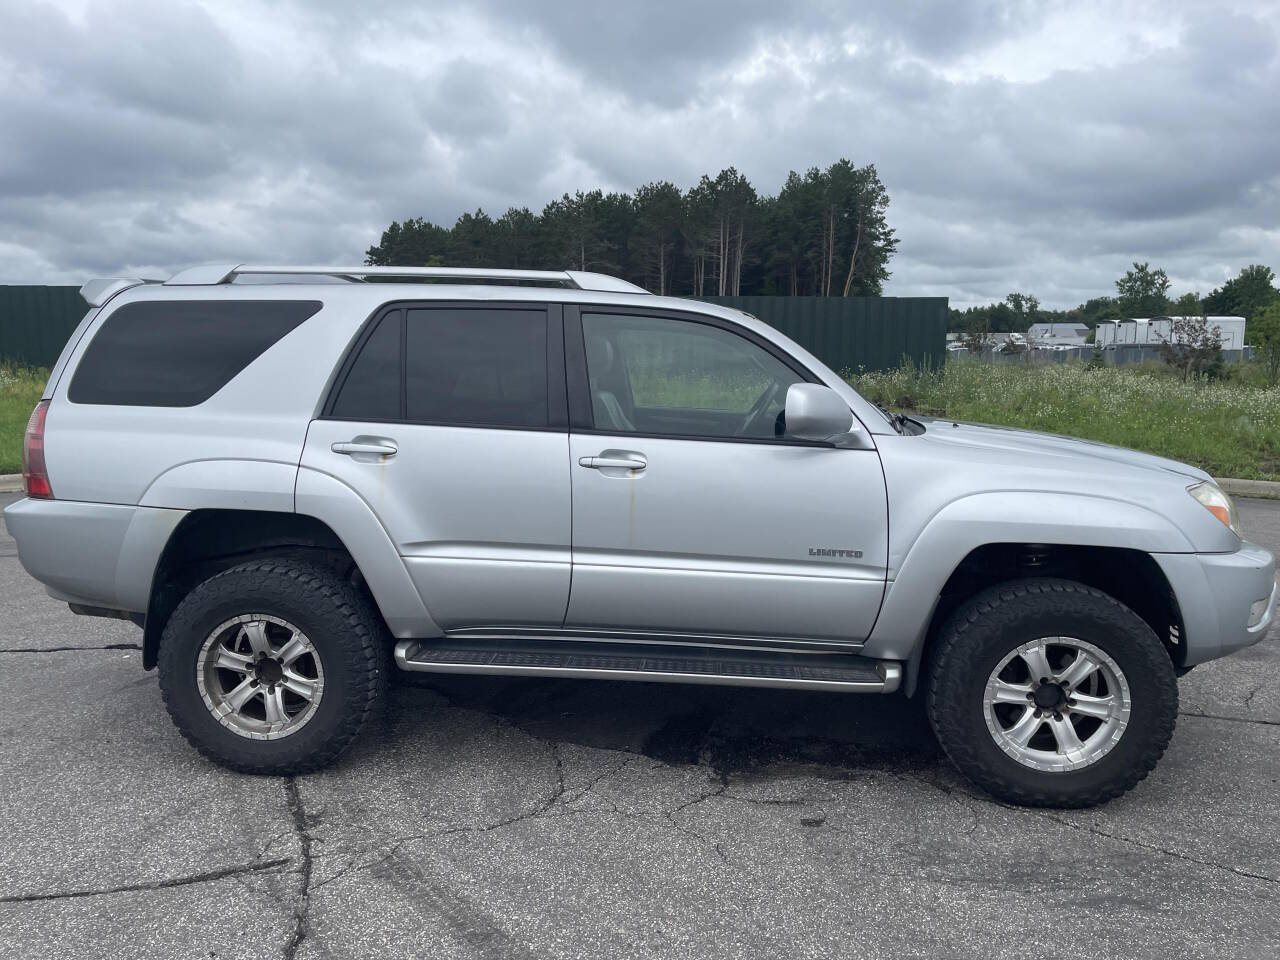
[
  {"left": 329, "top": 310, "right": 401, "bottom": 420},
  {"left": 405, "top": 308, "right": 547, "bottom": 427},
  {"left": 68, "top": 300, "right": 321, "bottom": 406}
]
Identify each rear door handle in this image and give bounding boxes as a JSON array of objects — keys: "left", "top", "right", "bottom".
[
  {"left": 578, "top": 455, "right": 646, "bottom": 471},
  {"left": 332, "top": 438, "right": 398, "bottom": 458}
]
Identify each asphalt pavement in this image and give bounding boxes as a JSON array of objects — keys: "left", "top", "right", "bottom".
[{"left": 1, "top": 492, "right": 1277, "bottom": 960}]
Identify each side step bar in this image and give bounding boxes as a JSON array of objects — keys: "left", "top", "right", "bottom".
[{"left": 394, "top": 638, "right": 901, "bottom": 693}]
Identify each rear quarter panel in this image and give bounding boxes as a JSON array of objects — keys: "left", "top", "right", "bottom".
[{"left": 41, "top": 286, "right": 376, "bottom": 507}]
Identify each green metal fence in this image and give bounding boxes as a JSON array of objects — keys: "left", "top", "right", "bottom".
[
  {"left": 0, "top": 286, "right": 87, "bottom": 367},
  {"left": 0, "top": 285, "right": 947, "bottom": 374},
  {"left": 699, "top": 296, "right": 948, "bottom": 373}
]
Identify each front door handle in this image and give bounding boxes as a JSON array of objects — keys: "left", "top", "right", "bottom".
[
  {"left": 578, "top": 454, "right": 646, "bottom": 471},
  {"left": 332, "top": 438, "right": 398, "bottom": 458}
]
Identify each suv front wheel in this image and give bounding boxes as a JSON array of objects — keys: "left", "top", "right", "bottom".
[
  {"left": 158, "top": 559, "right": 385, "bottom": 774},
  {"left": 927, "top": 578, "right": 1178, "bottom": 807}
]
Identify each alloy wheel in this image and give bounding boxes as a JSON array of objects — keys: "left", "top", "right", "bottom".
[
  {"left": 196, "top": 614, "right": 325, "bottom": 740},
  {"left": 983, "top": 637, "right": 1132, "bottom": 773}
]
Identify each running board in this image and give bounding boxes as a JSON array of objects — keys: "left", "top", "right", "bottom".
[{"left": 394, "top": 638, "right": 901, "bottom": 693}]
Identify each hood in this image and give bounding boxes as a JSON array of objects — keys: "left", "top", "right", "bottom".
[{"left": 912, "top": 417, "right": 1211, "bottom": 484}]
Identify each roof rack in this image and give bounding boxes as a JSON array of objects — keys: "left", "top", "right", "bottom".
[{"left": 162, "top": 264, "right": 650, "bottom": 294}]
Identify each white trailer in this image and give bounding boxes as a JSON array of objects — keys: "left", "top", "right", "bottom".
[{"left": 1095, "top": 316, "right": 1246, "bottom": 349}]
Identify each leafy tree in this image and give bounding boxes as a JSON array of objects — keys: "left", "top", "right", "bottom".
[
  {"left": 365, "top": 217, "right": 451, "bottom": 266},
  {"left": 763, "top": 173, "right": 810, "bottom": 295},
  {"left": 1203, "top": 264, "right": 1279, "bottom": 320},
  {"left": 1005, "top": 292, "right": 1040, "bottom": 327},
  {"left": 632, "top": 181, "right": 683, "bottom": 295},
  {"left": 1249, "top": 300, "right": 1280, "bottom": 386},
  {"left": 1116, "top": 262, "right": 1171, "bottom": 317},
  {"left": 493, "top": 207, "right": 540, "bottom": 268},
  {"left": 1079, "top": 296, "right": 1121, "bottom": 326},
  {"left": 698, "top": 168, "right": 757, "bottom": 296},
  {"left": 839, "top": 162, "right": 896, "bottom": 296},
  {"left": 449, "top": 210, "right": 498, "bottom": 266},
  {"left": 1158, "top": 314, "right": 1223, "bottom": 381},
  {"left": 681, "top": 178, "right": 715, "bottom": 296},
  {"left": 539, "top": 191, "right": 616, "bottom": 272},
  {"left": 1171, "top": 291, "right": 1202, "bottom": 316},
  {"left": 961, "top": 311, "right": 992, "bottom": 354},
  {"left": 948, "top": 301, "right": 1017, "bottom": 333}
]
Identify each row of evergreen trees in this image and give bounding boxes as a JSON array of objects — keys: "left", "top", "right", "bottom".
[{"left": 364, "top": 160, "right": 898, "bottom": 297}]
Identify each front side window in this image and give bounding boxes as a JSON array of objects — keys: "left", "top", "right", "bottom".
[
  {"left": 581, "top": 313, "right": 805, "bottom": 439},
  {"left": 329, "top": 306, "right": 549, "bottom": 428},
  {"left": 68, "top": 300, "right": 320, "bottom": 406}
]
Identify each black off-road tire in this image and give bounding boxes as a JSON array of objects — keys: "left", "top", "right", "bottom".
[
  {"left": 158, "top": 559, "right": 387, "bottom": 775},
  {"left": 927, "top": 578, "right": 1178, "bottom": 808}
]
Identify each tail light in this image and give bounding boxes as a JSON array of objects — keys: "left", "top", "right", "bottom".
[{"left": 23, "top": 400, "right": 52, "bottom": 499}]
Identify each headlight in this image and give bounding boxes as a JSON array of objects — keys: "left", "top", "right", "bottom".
[{"left": 1187, "top": 481, "right": 1241, "bottom": 535}]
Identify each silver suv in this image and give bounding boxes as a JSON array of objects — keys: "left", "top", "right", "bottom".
[{"left": 7, "top": 264, "right": 1274, "bottom": 807}]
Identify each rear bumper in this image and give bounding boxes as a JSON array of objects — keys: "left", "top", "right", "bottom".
[
  {"left": 1153, "top": 541, "right": 1277, "bottom": 665},
  {"left": 3, "top": 497, "right": 185, "bottom": 613}
]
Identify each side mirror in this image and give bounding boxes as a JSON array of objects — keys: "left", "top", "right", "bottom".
[{"left": 784, "top": 383, "right": 856, "bottom": 443}]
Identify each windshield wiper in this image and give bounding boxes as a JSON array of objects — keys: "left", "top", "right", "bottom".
[{"left": 876, "top": 406, "right": 906, "bottom": 434}]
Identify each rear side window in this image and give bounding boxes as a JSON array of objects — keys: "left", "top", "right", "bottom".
[
  {"left": 328, "top": 306, "right": 550, "bottom": 428},
  {"left": 68, "top": 300, "right": 320, "bottom": 406},
  {"left": 406, "top": 308, "right": 547, "bottom": 427},
  {"left": 330, "top": 311, "right": 400, "bottom": 420}
]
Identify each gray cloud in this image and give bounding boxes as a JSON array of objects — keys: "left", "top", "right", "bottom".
[{"left": 0, "top": 0, "right": 1278, "bottom": 307}]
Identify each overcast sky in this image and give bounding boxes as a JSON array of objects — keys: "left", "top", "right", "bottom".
[{"left": 2, "top": 0, "right": 1278, "bottom": 306}]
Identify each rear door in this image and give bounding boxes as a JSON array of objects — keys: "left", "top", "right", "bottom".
[
  {"left": 301, "top": 302, "right": 572, "bottom": 630},
  {"left": 564, "top": 306, "right": 888, "bottom": 643}
]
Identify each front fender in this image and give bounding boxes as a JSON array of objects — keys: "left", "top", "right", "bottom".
[{"left": 862, "top": 491, "right": 1195, "bottom": 664}]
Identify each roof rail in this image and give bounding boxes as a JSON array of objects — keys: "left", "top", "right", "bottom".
[{"left": 164, "top": 264, "right": 650, "bottom": 294}]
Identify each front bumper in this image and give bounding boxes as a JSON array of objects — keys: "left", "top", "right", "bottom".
[{"left": 1153, "top": 541, "right": 1277, "bottom": 665}]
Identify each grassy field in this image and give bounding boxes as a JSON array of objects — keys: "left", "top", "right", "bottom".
[
  {"left": 1, "top": 359, "right": 1275, "bottom": 481},
  {"left": 852, "top": 359, "right": 1280, "bottom": 481},
  {"left": 0, "top": 367, "right": 47, "bottom": 474}
]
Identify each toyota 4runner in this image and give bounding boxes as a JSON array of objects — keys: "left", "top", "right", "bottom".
[{"left": 6, "top": 264, "right": 1275, "bottom": 807}]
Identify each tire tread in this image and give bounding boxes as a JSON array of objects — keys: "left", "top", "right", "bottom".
[
  {"left": 927, "top": 578, "right": 1177, "bottom": 808},
  {"left": 158, "top": 559, "right": 386, "bottom": 775}
]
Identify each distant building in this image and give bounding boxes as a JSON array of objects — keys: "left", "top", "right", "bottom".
[
  {"left": 1027, "top": 322, "right": 1089, "bottom": 343},
  {"left": 1094, "top": 316, "right": 1246, "bottom": 349}
]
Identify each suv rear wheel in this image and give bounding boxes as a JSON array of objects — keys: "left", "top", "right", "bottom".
[
  {"left": 927, "top": 578, "right": 1177, "bottom": 807},
  {"left": 158, "top": 559, "right": 385, "bottom": 774}
]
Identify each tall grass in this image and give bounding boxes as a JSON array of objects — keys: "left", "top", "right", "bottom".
[
  {"left": 0, "top": 366, "right": 48, "bottom": 474},
  {"left": 1, "top": 358, "right": 1273, "bottom": 481},
  {"left": 852, "top": 359, "right": 1280, "bottom": 480}
]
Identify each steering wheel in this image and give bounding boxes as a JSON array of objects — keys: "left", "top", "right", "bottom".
[{"left": 737, "top": 381, "right": 783, "bottom": 437}]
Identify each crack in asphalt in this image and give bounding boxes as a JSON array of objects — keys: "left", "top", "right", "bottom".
[
  {"left": 283, "top": 778, "right": 313, "bottom": 960},
  {"left": 907, "top": 772, "right": 1280, "bottom": 887},
  {"left": 663, "top": 781, "right": 732, "bottom": 864},
  {"left": 433, "top": 740, "right": 569, "bottom": 842},
  {"left": 1034, "top": 811, "right": 1280, "bottom": 886},
  {"left": 1242, "top": 681, "right": 1267, "bottom": 709},
  {"left": 0, "top": 858, "right": 292, "bottom": 904},
  {"left": 1179, "top": 710, "right": 1280, "bottom": 727},
  {"left": 310, "top": 744, "right": 743, "bottom": 891},
  {"left": 310, "top": 740, "right": 576, "bottom": 895},
  {"left": 0, "top": 643, "right": 142, "bottom": 653}
]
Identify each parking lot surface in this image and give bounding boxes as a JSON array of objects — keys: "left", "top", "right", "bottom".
[{"left": 1, "top": 492, "right": 1277, "bottom": 960}]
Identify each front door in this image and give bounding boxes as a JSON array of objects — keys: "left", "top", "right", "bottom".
[
  {"left": 302, "top": 303, "right": 571, "bottom": 630},
  {"left": 564, "top": 308, "right": 887, "bottom": 643}
]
